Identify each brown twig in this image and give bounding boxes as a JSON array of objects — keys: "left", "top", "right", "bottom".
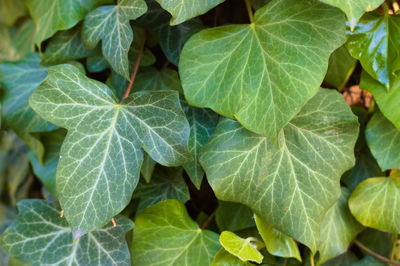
[
  {"left": 122, "top": 39, "right": 145, "bottom": 100},
  {"left": 200, "top": 211, "right": 216, "bottom": 230},
  {"left": 354, "top": 240, "right": 400, "bottom": 266}
]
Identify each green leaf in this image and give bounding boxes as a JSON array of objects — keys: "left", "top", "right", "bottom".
[
  {"left": 0, "top": 199, "right": 133, "bottom": 265},
  {"left": 29, "top": 129, "right": 66, "bottom": 196},
  {"left": 180, "top": 0, "right": 346, "bottom": 138},
  {"left": 361, "top": 71, "right": 400, "bottom": 129},
  {"left": 346, "top": 12, "right": 400, "bottom": 90},
  {"left": 254, "top": 215, "right": 301, "bottom": 261},
  {"left": 321, "top": 252, "right": 358, "bottom": 266},
  {"left": 183, "top": 106, "right": 218, "bottom": 188},
  {"left": 132, "top": 199, "right": 220, "bottom": 265},
  {"left": 154, "top": 0, "right": 225, "bottom": 25},
  {"left": 365, "top": 111, "right": 400, "bottom": 170},
  {"left": 319, "top": 0, "right": 384, "bottom": 30},
  {"left": 41, "top": 25, "right": 93, "bottom": 65},
  {"left": 29, "top": 64, "right": 191, "bottom": 234},
  {"left": 0, "top": 53, "right": 56, "bottom": 160},
  {"left": 349, "top": 176, "right": 400, "bottom": 233},
  {"left": 211, "top": 248, "right": 253, "bottom": 266},
  {"left": 24, "top": 0, "right": 95, "bottom": 44},
  {"left": 325, "top": 46, "right": 357, "bottom": 90},
  {"left": 134, "top": 67, "right": 182, "bottom": 92},
  {"left": 133, "top": 166, "right": 190, "bottom": 210},
  {"left": 219, "top": 231, "right": 263, "bottom": 263},
  {"left": 86, "top": 54, "right": 109, "bottom": 73},
  {"left": 0, "top": 0, "right": 27, "bottom": 26},
  {"left": 200, "top": 89, "right": 359, "bottom": 251},
  {"left": 216, "top": 202, "right": 255, "bottom": 232},
  {"left": 140, "top": 153, "right": 156, "bottom": 183},
  {"left": 82, "top": 0, "right": 147, "bottom": 79},
  {"left": 317, "top": 187, "right": 363, "bottom": 264}
]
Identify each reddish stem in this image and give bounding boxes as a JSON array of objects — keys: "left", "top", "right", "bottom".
[{"left": 122, "top": 39, "right": 145, "bottom": 100}]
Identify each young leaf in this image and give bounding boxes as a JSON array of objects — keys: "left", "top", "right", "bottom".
[
  {"left": 211, "top": 249, "right": 253, "bottom": 266},
  {"left": 41, "top": 25, "right": 93, "bottom": 65},
  {"left": 24, "top": 0, "right": 95, "bottom": 44},
  {"left": 254, "top": 215, "right": 301, "bottom": 261},
  {"left": 219, "top": 231, "right": 263, "bottom": 263},
  {"left": 0, "top": 53, "right": 56, "bottom": 161},
  {"left": 319, "top": 0, "right": 385, "bottom": 30},
  {"left": 349, "top": 176, "right": 400, "bottom": 233},
  {"left": 180, "top": 0, "right": 346, "bottom": 138},
  {"left": 0, "top": 199, "right": 133, "bottom": 265},
  {"left": 346, "top": 13, "right": 400, "bottom": 90},
  {"left": 132, "top": 199, "right": 220, "bottom": 265},
  {"left": 317, "top": 187, "right": 364, "bottom": 264},
  {"left": 133, "top": 166, "right": 190, "bottom": 210},
  {"left": 82, "top": 0, "right": 147, "bottom": 79},
  {"left": 216, "top": 202, "right": 255, "bottom": 232},
  {"left": 154, "top": 0, "right": 225, "bottom": 25},
  {"left": 361, "top": 71, "right": 400, "bottom": 130},
  {"left": 29, "top": 64, "right": 191, "bottom": 234},
  {"left": 200, "top": 89, "right": 359, "bottom": 251},
  {"left": 366, "top": 111, "right": 400, "bottom": 170}
]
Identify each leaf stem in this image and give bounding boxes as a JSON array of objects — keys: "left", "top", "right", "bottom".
[
  {"left": 244, "top": 0, "right": 254, "bottom": 23},
  {"left": 309, "top": 253, "right": 315, "bottom": 266},
  {"left": 354, "top": 240, "right": 400, "bottom": 266},
  {"left": 200, "top": 211, "right": 216, "bottom": 230},
  {"left": 122, "top": 38, "right": 145, "bottom": 100}
]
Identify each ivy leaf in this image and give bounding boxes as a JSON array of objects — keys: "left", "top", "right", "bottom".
[
  {"left": 365, "top": 111, "right": 400, "bottom": 170},
  {"left": 140, "top": 153, "right": 156, "bottom": 183},
  {"left": 134, "top": 67, "right": 182, "bottom": 92},
  {"left": 154, "top": 0, "right": 225, "bottom": 25},
  {"left": 24, "top": 0, "right": 95, "bottom": 44},
  {"left": 183, "top": 106, "right": 218, "bottom": 188},
  {"left": 0, "top": 53, "right": 56, "bottom": 161},
  {"left": 82, "top": 0, "right": 147, "bottom": 79},
  {"left": 254, "top": 215, "right": 301, "bottom": 261},
  {"left": 133, "top": 166, "right": 190, "bottom": 210},
  {"left": 349, "top": 176, "right": 400, "bottom": 233},
  {"left": 361, "top": 71, "right": 400, "bottom": 129},
  {"left": 211, "top": 249, "right": 253, "bottom": 266},
  {"left": 180, "top": 0, "right": 346, "bottom": 138},
  {"left": 0, "top": 0, "right": 26, "bottom": 26},
  {"left": 346, "top": 12, "right": 400, "bottom": 90},
  {"left": 86, "top": 54, "right": 109, "bottom": 73},
  {"left": 29, "top": 64, "right": 191, "bottom": 234},
  {"left": 319, "top": 0, "right": 385, "bottom": 30},
  {"left": 219, "top": 231, "right": 263, "bottom": 264},
  {"left": 317, "top": 187, "right": 363, "bottom": 264},
  {"left": 41, "top": 25, "right": 93, "bottom": 65},
  {"left": 216, "top": 202, "right": 255, "bottom": 232},
  {"left": 325, "top": 46, "right": 357, "bottom": 90},
  {"left": 0, "top": 199, "right": 133, "bottom": 265},
  {"left": 132, "top": 199, "right": 220, "bottom": 265},
  {"left": 200, "top": 89, "right": 359, "bottom": 251}
]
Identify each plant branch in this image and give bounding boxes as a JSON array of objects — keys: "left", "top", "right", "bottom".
[
  {"left": 244, "top": 0, "right": 254, "bottom": 23},
  {"left": 354, "top": 240, "right": 400, "bottom": 266},
  {"left": 122, "top": 38, "right": 145, "bottom": 100},
  {"left": 200, "top": 211, "right": 216, "bottom": 230}
]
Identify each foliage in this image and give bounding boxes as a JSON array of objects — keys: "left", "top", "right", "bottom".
[{"left": 0, "top": 0, "right": 399, "bottom": 265}]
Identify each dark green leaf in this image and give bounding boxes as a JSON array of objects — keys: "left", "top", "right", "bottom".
[
  {"left": 216, "top": 201, "right": 255, "bottom": 232},
  {"left": 325, "top": 46, "right": 357, "bottom": 90}
]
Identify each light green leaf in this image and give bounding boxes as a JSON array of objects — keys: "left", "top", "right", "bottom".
[
  {"left": 0, "top": 0, "right": 27, "bottom": 26},
  {"left": 211, "top": 248, "right": 253, "bottom": 266},
  {"left": 365, "top": 111, "right": 400, "bottom": 170},
  {"left": 219, "top": 231, "right": 263, "bottom": 263},
  {"left": 325, "top": 46, "right": 357, "bottom": 90},
  {"left": 180, "top": 0, "right": 346, "bottom": 138},
  {"left": 24, "top": 0, "right": 96, "bottom": 44},
  {"left": 346, "top": 12, "right": 400, "bottom": 90},
  {"left": 254, "top": 215, "right": 301, "bottom": 261},
  {"left": 132, "top": 199, "right": 220, "bottom": 265},
  {"left": 82, "top": 0, "right": 147, "bottom": 79},
  {"left": 0, "top": 53, "right": 56, "bottom": 161},
  {"left": 155, "top": 0, "right": 224, "bottom": 25},
  {"left": 216, "top": 202, "right": 255, "bottom": 232},
  {"left": 29, "top": 64, "right": 191, "bottom": 234},
  {"left": 349, "top": 176, "right": 400, "bottom": 233},
  {"left": 361, "top": 71, "right": 400, "bottom": 129},
  {"left": 317, "top": 187, "right": 363, "bottom": 264},
  {"left": 183, "top": 106, "right": 218, "bottom": 188},
  {"left": 0, "top": 199, "right": 133, "bottom": 265},
  {"left": 319, "top": 0, "right": 384, "bottom": 30},
  {"left": 200, "top": 89, "right": 359, "bottom": 251},
  {"left": 140, "top": 153, "right": 156, "bottom": 183},
  {"left": 133, "top": 166, "right": 190, "bottom": 210},
  {"left": 29, "top": 129, "right": 66, "bottom": 196},
  {"left": 41, "top": 25, "right": 93, "bottom": 65}
]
